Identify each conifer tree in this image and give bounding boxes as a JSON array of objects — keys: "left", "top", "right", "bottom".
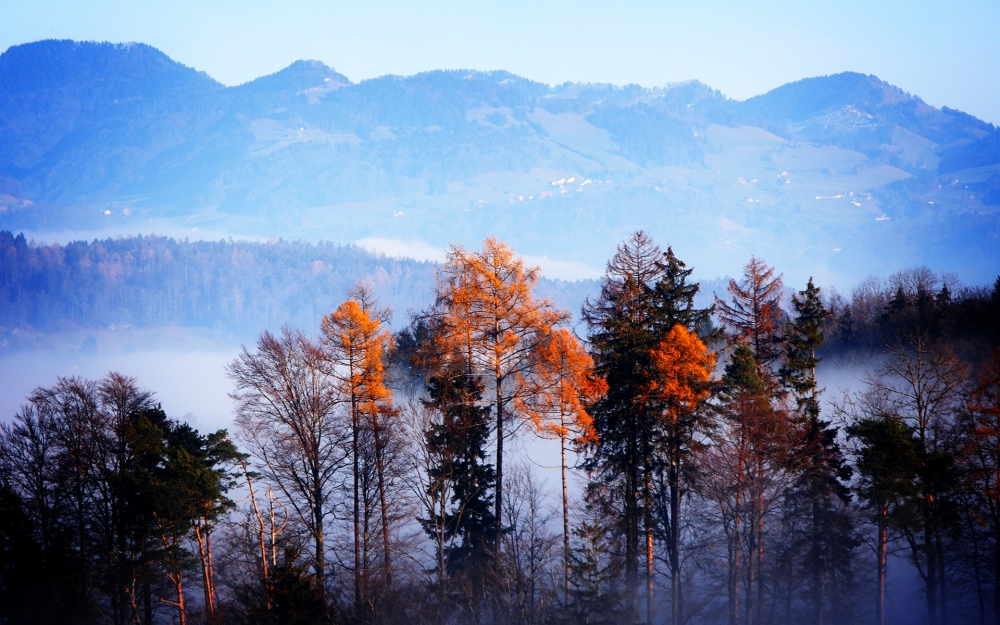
[
  {"left": 421, "top": 370, "right": 496, "bottom": 585},
  {"left": 583, "top": 232, "right": 665, "bottom": 617},
  {"left": 519, "top": 328, "right": 605, "bottom": 596},
  {"left": 847, "top": 414, "right": 919, "bottom": 625},
  {"left": 431, "top": 238, "right": 566, "bottom": 560},
  {"left": 716, "top": 256, "right": 785, "bottom": 381},
  {"left": 780, "top": 278, "right": 857, "bottom": 624}
]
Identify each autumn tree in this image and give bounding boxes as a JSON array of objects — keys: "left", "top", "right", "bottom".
[
  {"left": 716, "top": 256, "right": 785, "bottom": 382},
  {"left": 321, "top": 284, "right": 397, "bottom": 610},
  {"left": 648, "top": 324, "right": 715, "bottom": 625},
  {"left": 430, "top": 237, "right": 567, "bottom": 558},
  {"left": 957, "top": 350, "right": 1000, "bottom": 625},
  {"left": 229, "top": 326, "right": 345, "bottom": 608},
  {"left": 518, "top": 328, "right": 605, "bottom": 595}
]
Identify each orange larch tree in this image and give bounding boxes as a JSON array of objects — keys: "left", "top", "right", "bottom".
[
  {"left": 321, "top": 284, "right": 396, "bottom": 609},
  {"left": 518, "top": 327, "right": 606, "bottom": 594},
  {"left": 432, "top": 238, "right": 568, "bottom": 557},
  {"left": 648, "top": 324, "right": 716, "bottom": 625}
]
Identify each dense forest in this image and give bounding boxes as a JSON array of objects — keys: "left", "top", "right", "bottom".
[
  {"left": 1, "top": 232, "right": 1000, "bottom": 625},
  {"left": 0, "top": 230, "right": 594, "bottom": 340}
]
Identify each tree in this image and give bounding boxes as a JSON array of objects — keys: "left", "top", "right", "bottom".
[
  {"left": 584, "top": 231, "right": 665, "bottom": 619},
  {"left": 321, "top": 284, "right": 397, "bottom": 608},
  {"left": 715, "top": 256, "right": 785, "bottom": 382},
  {"left": 648, "top": 324, "right": 715, "bottom": 625},
  {"left": 959, "top": 350, "right": 1000, "bottom": 625},
  {"left": 420, "top": 369, "right": 497, "bottom": 611},
  {"left": 846, "top": 412, "right": 919, "bottom": 625},
  {"left": 864, "top": 333, "right": 966, "bottom": 625},
  {"left": 700, "top": 342, "right": 802, "bottom": 625},
  {"left": 518, "top": 328, "right": 605, "bottom": 596},
  {"left": 431, "top": 237, "right": 567, "bottom": 559},
  {"left": 229, "top": 326, "right": 345, "bottom": 606},
  {"left": 780, "top": 278, "right": 855, "bottom": 625}
]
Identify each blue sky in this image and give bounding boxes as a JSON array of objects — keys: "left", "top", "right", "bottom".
[{"left": 2, "top": 0, "right": 999, "bottom": 123}]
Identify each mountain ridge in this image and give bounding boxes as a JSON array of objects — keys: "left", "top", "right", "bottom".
[{"left": 1, "top": 39, "right": 997, "bottom": 287}]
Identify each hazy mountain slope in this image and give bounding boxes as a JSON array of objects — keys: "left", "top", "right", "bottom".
[{"left": 1, "top": 40, "right": 997, "bottom": 288}]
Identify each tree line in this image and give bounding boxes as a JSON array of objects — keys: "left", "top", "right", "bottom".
[{"left": 2, "top": 232, "right": 1000, "bottom": 625}]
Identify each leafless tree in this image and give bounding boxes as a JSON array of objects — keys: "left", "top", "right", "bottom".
[{"left": 228, "top": 325, "right": 347, "bottom": 599}]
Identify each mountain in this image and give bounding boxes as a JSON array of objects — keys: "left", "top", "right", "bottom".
[{"left": 1, "top": 39, "right": 998, "bottom": 288}]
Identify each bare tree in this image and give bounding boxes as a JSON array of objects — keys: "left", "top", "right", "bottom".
[{"left": 228, "top": 325, "right": 347, "bottom": 600}]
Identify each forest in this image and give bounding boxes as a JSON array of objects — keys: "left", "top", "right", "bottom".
[
  {"left": 1, "top": 232, "right": 1000, "bottom": 625},
  {"left": 0, "top": 230, "right": 594, "bottom": 341}
]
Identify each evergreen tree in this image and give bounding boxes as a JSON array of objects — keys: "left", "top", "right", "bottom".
[
  {"left": 583, "top": 232, "right": 665, "bottom": 616},
  {"left": 847, "top": 414, "right": 920, "bottom": 625},
  {"left": 550, "top": 518, "right": 627, "bottom": 625},
  {"left": 421, "top": 369, "right": 497, "bottom": 581}
]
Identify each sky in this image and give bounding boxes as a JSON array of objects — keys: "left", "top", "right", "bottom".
[{"left": 2, "top": 0, "right": 999, "bottom": 124}]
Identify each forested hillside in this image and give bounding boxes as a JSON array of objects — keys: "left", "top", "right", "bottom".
[{"left": 0, "top": 230, "right": 596, "bottom": 340}]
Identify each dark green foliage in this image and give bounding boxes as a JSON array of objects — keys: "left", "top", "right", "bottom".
[
  {"left": 421, "top": 369, "right": 497, "bottom": 576},
  {"left": 723, "top": 341, "right": 766, "bottom": 395},
  {"left": 0, "top": 374, "right": 243, "bottom": 625},
  {"left": 652, "top": 246, "right": 717, "bottom": 342},
  {"left": 780, "top": 277, "right": 828, "bottom": 417},
  {"left": 549, "top": 519, "right": 627, "bottom": 625},
  {"left": 249, "top": 548, "right": 329, "bottom": 625},
  {"left": 825, "top": 271, "right": 1000, "bottom": 361},
  {"left": 847, "top": 414, "right": 920, "bottom": 526}
]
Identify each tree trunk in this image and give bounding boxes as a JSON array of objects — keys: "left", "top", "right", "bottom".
[
  {"left": 935, "top": 508, "right": 947, "bottom": 625},
  {"left": 877, "top": 503, "right": 887, "bottom": 625},
  {"left": 353, "top": 391, "right": 363, "bottom": 608},
  {"left": 646, "top": 461, "right": 655, "bottom": 625},
  {"left": 194, "top": 521, "right": 216, "bottom": 624},
  {"left": 373, "top": 410, "right": 392, "bottom": 588},
  {"left": 923, "top": 491, "right": 938, "bottom": 625},
  {"left": 561, "top": 424, "right": 571, "bottom": 597},
  {"left": 245, "top": 467, "right": 271, "bottom": 608},
  {"left": 995, "top": 516, "right": 1000, "bottom": 625},
  {"left": 670, "top": 445, "right": 682, "bottom": 625},
  {"left": 495, "top": 371, "right": 504, "bottom": 561},
  {"left": 812, "top": 501, "right": 824, "bottom": 625},
  {"left": 626, "top": 422, "right": 639, "bottom": 618},
  {"left": 731, "top": 442, "right": 744, "bottom": 625},
  {"left": 756, "top": 490, "right": 765, "bottom": 625}
]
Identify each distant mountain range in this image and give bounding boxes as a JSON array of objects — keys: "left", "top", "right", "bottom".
[{"left": 1, "top": 39, "right": 997, "bottom": 287}]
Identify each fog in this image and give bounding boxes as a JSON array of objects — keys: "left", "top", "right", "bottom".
[
  {"left": 0, "top": 331, "right": 240, "bottom": 433},
  {"left": 0, "top": 327, "right": 978, "bottom": 624}
]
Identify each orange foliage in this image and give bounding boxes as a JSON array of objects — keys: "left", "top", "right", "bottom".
[
  {"left": 649, "top": 324, "right": 716, "bottom": 424},
  {"left": 519, "top": 328, "right": 606, "bottom": 446},
  {"left": 434, "top": 237, "right": 566, "bottom": 378},
  {"left": 321, "top": 297, "right": 394, "bottom": 414}
]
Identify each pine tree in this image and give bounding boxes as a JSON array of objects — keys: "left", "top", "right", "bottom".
[
  {"left": 715, "top": 256, "right": 785, "bottom": 381},
  {"left": 780, "top": 278, "right": 855, "bottom": 625},
  {"left": 847, "top": 414, "right": 920, "bottom": 625},
  {"left": 421, "top": 369, "right": 497, "bottom": 583},
  {"left": 583, "top": 232, "right": 665, "bottom": 617}
]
